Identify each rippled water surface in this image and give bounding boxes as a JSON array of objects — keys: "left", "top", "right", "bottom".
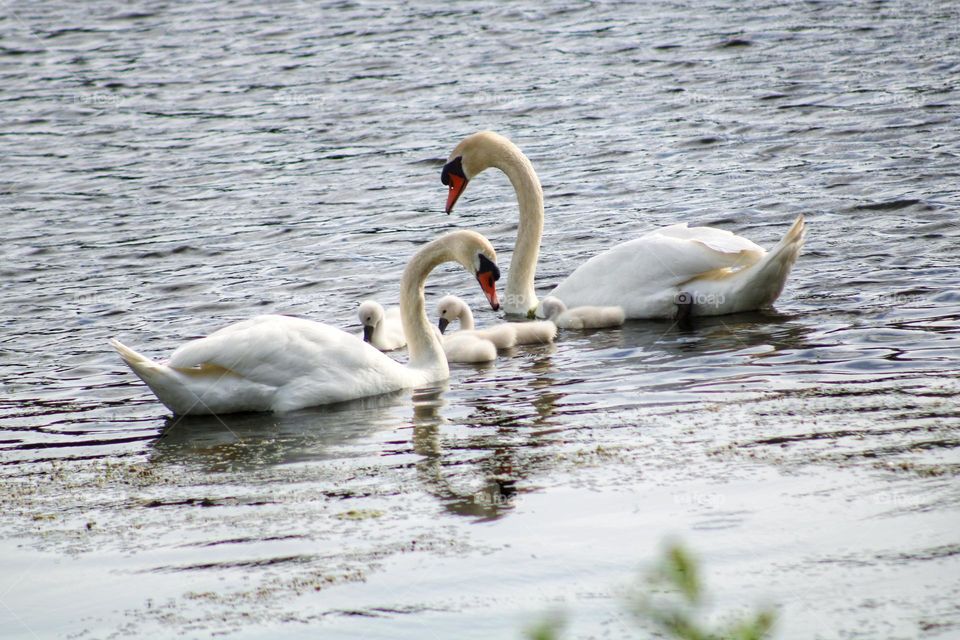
[{"left": 2, "top": 1, "right": 959, "bottom": 638}]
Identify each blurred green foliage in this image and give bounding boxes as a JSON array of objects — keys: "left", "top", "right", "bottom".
[{"left": 525, "top": 542, "right": 775, "bottom": 640}]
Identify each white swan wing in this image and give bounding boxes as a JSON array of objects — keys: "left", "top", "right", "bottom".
[
  {"left": 653, "top": 223, "right": 765, "bottom": 258},
  {"left": 171, "top": 316, "right": 341, "bottom": 381},
  {"left": 547, "top": 226, "right": 766, "bottom": 318},
  {"left": 168, "top": 315, "right": 412, "bottom": 409}
]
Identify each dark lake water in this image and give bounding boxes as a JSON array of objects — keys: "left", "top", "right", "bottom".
[{"left": 2, "top": 1, "right": 959, "bottom": 638}]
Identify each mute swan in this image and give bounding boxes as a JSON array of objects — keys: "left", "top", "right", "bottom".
[
  {"left": 357, "top": 300, "right": 406, "bottom": 351},
  {"left": 437, "top": 295, "right": 556, "bottom": 346},
  {"left": 441, "top": 131, "right": 806, "bottom": 320},
  {"left": 539, "top": 296, "right": 625, "bottom": 330},
  {"left": 110, "top": 230, "right": 501, "bottom": 415}
]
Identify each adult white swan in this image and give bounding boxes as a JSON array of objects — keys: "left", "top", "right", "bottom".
[
  {"left": 110, "top": 230, "right": 501, "bottom": 415},
  {"left": 441, "top": 131, "right": 806, "bottom": 319}
]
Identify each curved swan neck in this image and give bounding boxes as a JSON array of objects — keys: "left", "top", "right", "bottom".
[
  {"left": 489, "top": 138, "right": 543, "bottom": 316},
  {"left": 458, "top": 300, "right": 476, "bottom": 330},
  {"left": 400, "top": 243, "right": 451, "bottom": 374}
]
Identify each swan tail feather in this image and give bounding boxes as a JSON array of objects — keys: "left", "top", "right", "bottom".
[
  {"left": 111, "top": 339, "right": 204, "bottom": 414},
  {"left": 767, "top": 214, "right": 806, "bottom": 266},
  {"left": 111, "top": 338, "right": 158, "bottom": 371},
  {"left": 110, "top": 338, "right": 179, "bottom": 392},
  {"left": 741, "top": 214, "right": 806, "bottom": 307},
  {"left": 685, "top": 215, "right": 805, "bottom": 314}
]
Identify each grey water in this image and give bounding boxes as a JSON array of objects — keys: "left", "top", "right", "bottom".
[{"left": 1, "top": 1, "right": 959, "bottom": 638}]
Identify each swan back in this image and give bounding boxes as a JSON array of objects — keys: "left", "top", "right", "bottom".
[
  {"left": 546, "top": 216, "right": 805, "bottom": 318},
  {"left": 510, "top": 320, "right": 558, "bottom": 344},
  {"left": 470, "top": 324, "right": 517, "bottom": 349},
  {"left": 442, "top": 333, "right": 497, "bottom": 363},
  {"left": 122, "top": 315, "right": 414, "bottom": 414}
]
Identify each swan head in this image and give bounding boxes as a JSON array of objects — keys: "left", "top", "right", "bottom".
[
  {"left": 441, "top": 229, "right": 501, "bottom": 311},
  {"left": 435, "top": 295, "right": 467, "bottom": 334},
  {"left": 441, "top": 131, "right": 511, "bottom": 213},
  {"left": 474, "top": 253, "right": 500, "bottom": 311},
  {"left": 357, "top": 300, "right": 385, "bottom": 343},
  {"left": 441, "top": 155, "right": 469, "bottom": 214},
  {"left": 538, "top": 296, "right": 567, "bottom": 321}
]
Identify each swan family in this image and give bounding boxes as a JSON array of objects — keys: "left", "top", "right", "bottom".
[{"left": 113, "top": 131, "right": 806, "bottom": 416}]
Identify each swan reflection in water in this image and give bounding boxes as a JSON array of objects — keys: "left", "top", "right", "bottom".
[
  {"left": 149, "top": 390, "right": 417, "bottom": 469},
  {"left": 146, "top": 373, "right": 559, "bottom": 522},
  {"left": 410, "top": 348, "right": 565, "bottom": 522}
]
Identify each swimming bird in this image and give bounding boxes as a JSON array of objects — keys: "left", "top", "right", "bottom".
[
  {"left": 538, "top": 296, "right": 625, "bottom": 330},
  {"left": 111, "top": 230, "right": 501, "bottom": 415},
  {"left": 436, "top": 294, "right": 556, "bottom": 345},
  {"left": 357, "top": 300, "right": 405, "bottom": 351}
]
